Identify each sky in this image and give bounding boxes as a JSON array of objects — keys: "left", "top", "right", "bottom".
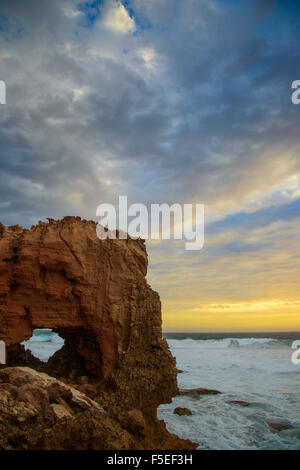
[{"left": 0, "top": 0, "right": 300, "bottom": 332}]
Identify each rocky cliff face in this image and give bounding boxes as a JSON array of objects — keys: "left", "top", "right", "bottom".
[{"left": 0, "top": 217, "right": 196, "bottom": 450}]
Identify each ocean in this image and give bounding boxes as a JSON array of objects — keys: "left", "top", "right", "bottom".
[
  {"left": 159, "top": 332, "right": 300, "bottom": 450},
  {"left": 22, "top": 329, "right": 64, "bottom": 362},
  {"left": 23, "top": 331, "right": 300, "bottom": 450}
]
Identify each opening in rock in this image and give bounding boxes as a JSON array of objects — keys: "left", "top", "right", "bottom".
[
  {"left": 22, "top": 329, "right": 64, "bottom": 362},
  {"left": 7, "top": 328, "right": 103, "bottom": 383}
]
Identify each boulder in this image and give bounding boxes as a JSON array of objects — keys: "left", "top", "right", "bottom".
[
  {"left": 174, "top": 407, "right": 192, "bottom": 416},
  {"left": 179, "top": 387, "right": 221, "bottom": 397},
  {"left": 227, "top": 400, "right": 251, "bottom": 407},
  {"left": 265, "top": 419, "right": 294, "bottom": 432}
]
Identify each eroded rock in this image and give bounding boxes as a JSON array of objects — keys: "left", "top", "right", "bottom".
[
  {"left": 227, "top": 400, "right": 252, "bottom": 407},
  {"left": 179, "top": 387, "right": 221, "bottom": 397},
  {"left": 0, "top": 218, "right": 177, "bottom": 406},
  {"left": 264, "top": 419, "right": 294, "bottom": 432},
  {"left": 0, "top": 367, "right": 197, "bottom": 450},
  {"left": 0, "top": 218, "right": 196, "bottom": 450},
  {"left": 174, "top": 407, "right": 192, "bottom": 416}
]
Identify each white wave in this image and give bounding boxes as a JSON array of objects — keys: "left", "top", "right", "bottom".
[
  {"left": 158, "top": 336, "right": 300, "bottom": 449},
  {"left": 22, "top": 331, "right": 64, "bottom": 361},
  {"left": 50, "top": 333, "right": 64, "bottom": 344},
  {"left": 27, "top": 334, "right": 52, "bottom": 343},
  {"left": 167, "top": 337, "right": 279, "bottom": 350},
  {"left": 25, "top": 330, "right": 64, "bottom": 344}
]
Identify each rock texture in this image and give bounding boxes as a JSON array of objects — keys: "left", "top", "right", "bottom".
[
  {"left": 227, "top": 400, "right": 251, "bottom": 407},
  {"left": 264, "top": 419, "right": 294, "bottom": 433},
  {"left": 179, "top": 388, "right": 221, "bottom": 397},
  {"left": 0, "top": 217, "right": 196, "bottom": 450},
  {"left": 173, "top": 407, "right": 192, "bottom": 416},
  {"left": 0, "top": 367, "right": 194, "bottom": 450}
]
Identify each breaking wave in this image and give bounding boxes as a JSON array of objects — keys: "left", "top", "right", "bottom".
[{"left": 167, "top": 337, "right": 283, "bottom": 350}]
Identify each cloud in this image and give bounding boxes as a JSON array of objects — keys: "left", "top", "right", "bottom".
[
  {"left": 103, "top": 2, "right": 135, "bottom": 34},
  {"left": 137, "top": 47, "right": 157, "bottom": 69},
  {"left": 0, "top": 0, "right": 300, "bottom": 329},
  {"left": 1, "top": 0, "right": 299, "bottom": 226}
]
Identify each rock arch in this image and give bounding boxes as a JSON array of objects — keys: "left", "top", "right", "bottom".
[{"left": 0, "top": 217, "right": 177, "bottom": 411}]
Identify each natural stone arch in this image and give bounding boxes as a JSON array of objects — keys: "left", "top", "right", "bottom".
[
  {"left": 0, "top": 217, "right": 143, "bottom": 380},
  {"left": 0, "top": 217, "right": 177, "bottom": 414}
]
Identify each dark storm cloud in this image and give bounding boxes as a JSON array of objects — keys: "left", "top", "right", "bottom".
[{"left": 252, "top": 0, "right": 276, "bottom": 20}]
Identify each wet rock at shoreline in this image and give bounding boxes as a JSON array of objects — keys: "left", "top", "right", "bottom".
[
  {"left": 227, "top": 400, "right": 252, "bottom": 407},
  {"left": 265, "top": 419, "right": 294, "bottom": 432},
  {"left": 179, "top": 387, "right": 221, "bottom": 397},
  {"left": 174, "top": 407, "right": 192, "bottom": 416}
]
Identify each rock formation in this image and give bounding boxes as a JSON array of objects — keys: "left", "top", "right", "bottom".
[
  {"left": 173, "top": 407, "right": 192, "bottom": 416},
  {"left": 0, "top": 367, "right": 195, "bottom": 450},
  {"left": 179, "top": 388, "right": 221, "bottom": 397},
  {"left": 0, "top": 217, "right": 196, "bottom": 450}
]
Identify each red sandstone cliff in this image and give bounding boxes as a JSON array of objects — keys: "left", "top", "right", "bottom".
[{"left": 0, "top": 217, "right": 196, "bottom": 450}]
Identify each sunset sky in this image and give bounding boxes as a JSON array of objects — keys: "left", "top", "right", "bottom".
[{"left": 0, "top": 0, "right": 300, "bottom": 331}]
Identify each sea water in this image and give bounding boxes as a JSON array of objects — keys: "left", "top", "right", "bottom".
[
  {"left": 22, "top": 329, "right": 64, "bottom": 362},
  {"left": 158, "top": 333, "right": 300, "bottom": 450},
  {"left": 23, "top": 330, "right": 300, "bottom": 450}
]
